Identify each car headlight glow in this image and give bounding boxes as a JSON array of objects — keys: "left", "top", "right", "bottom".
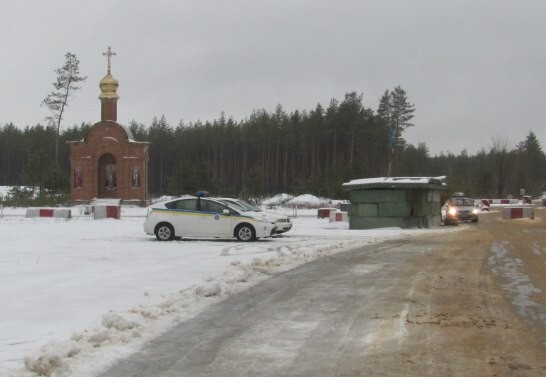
[{"left": 448, "top": 207, "right": 457, "bottom": 216}]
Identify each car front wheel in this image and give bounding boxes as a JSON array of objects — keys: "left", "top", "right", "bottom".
[
  {"left": 155, "top": 223, "right": 175, "bottom": 241},
  {"left": 236, "top": 224, "right": 255, "bottom": 242}
]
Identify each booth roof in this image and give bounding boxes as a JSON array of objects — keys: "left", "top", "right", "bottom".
[{"left": 342, "top": 176, "right": 447, "bottom": 190}]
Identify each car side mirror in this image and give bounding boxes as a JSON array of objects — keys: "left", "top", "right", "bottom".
[{"left": 223, "top": 209, "right": 230, "bottom": 215}]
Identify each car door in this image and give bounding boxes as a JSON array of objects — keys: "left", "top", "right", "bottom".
[
  {"left": 167, "top": 198, "right": 200, "bottom": 236},
  {"left": 199, "top": 199, "right": 232, "bottom": 238}
]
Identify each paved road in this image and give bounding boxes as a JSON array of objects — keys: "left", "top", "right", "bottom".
[{"left": 100, "top": 209, "right": 546, "bottom": 377}]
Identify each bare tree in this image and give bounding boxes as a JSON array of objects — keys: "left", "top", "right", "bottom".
[{"left": 42, "top": 52, "right": 87, "bottom": 168}]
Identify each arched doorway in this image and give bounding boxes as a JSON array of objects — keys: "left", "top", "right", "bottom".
[{"left": 98, "top": 153, "right": 117, "bottom": 198}]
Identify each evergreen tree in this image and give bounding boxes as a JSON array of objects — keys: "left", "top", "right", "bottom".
[
  {"left": 21, "top": 124, "right": 56, "bottom": 190},
  {"left": 489, "top": 136, "right": 511, "bottom": 198},
  {"left": 0, "top": 123, "right": 26, "bottom": 185},
  {"left": 4, "top": 90, "right": 545, "bottom": 201},
  {"left": 377, "top": 86, "right": 415, "bottom": 176},
  {"left": 399, "top": 143, "right": 429, "bottom": 176},
  {"left": 148, "top": 115, "right": 173, "bottom": 194},
  {"left": 514, "top": 131, "right": 546, "bottom": 195}
]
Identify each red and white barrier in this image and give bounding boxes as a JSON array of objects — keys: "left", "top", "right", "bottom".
[
  {"left": 479, "top": 198, "right": 522, "bottom": 210},
  {"left": 93, "top": 205, "right": 121, "bottom": 220},
  {"left": 318, "top": 208, "right": 337, "bottom": 219},
  {"left": 487, "top": 199, "right": 520, "bottom": 205},
  {"left": 329, "top": 211, "right": 348, "bottom": 223},
  {"left": 25, "top": 208, "right": 72, "bottom": 219},
  {"left": 478, "top": 199, "right": 491, "bottom": 211},
  {"left": 502, "top": 207, "right": 534, "bottom": 220}
]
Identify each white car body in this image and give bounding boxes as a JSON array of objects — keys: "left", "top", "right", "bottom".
[
  {"left": 144, "top": 197, "right": 276, "bottom": 241},
  {"left": 216, "top": 198, "right": 293, "bottom": 234}
]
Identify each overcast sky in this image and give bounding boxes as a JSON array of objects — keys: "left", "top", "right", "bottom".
[{"left": 2, "top": 0, "right": 545, "bottom": 156}]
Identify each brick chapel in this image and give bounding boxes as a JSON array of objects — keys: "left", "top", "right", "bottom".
[{"left": 68, "top": 47, "right": 149, "bottom": 206}]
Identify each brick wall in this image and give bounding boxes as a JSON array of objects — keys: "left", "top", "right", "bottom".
[{"left": 69, "top": 120, "right": 149, "bottom": 205}]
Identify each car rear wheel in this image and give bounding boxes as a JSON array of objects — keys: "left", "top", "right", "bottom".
[
  {"left": 155, "top": 223, "right": 175, "bottom": 241},
  {"left": 236, "top": 224, "right": 255, "bottom": 242}
]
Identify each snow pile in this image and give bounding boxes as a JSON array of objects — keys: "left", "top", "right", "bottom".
[
  {"left": 261, "top": 193, "right": 293, "bottom": 206},
  {"left": 19, "top": 246, "right": 350, "bottom": 377},
  {"left": 0, "top": 186, "right": 39, "bottom": 200},
  {"left": 23, "top": 341, "right": 80, "bottom": 377},
  {"left": 0, "top": 185, "right": 11, "bottom": 198},
  {"left": 286, "top": 194, "right": 330, "bottom": 208}
]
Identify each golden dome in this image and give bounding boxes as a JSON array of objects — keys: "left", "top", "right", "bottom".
[{"left": 99, "top": 73, "right": 119, "bottom": 99}]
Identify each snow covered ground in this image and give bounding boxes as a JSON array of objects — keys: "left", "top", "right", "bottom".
[{"left": 1, "top": 204, "right": 448, "bottom": 377}]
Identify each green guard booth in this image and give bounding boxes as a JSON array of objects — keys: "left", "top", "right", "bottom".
[{"left": 342, "top": 176, "right": 447, "bottom": 229}]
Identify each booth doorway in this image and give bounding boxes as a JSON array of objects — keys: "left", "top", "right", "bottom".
[{"left": 98, "top": 154, "right": 117, "bottom": 198}]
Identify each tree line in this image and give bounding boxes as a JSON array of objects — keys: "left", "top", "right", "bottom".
[{"left": 1, "top": 89, "right": 545, "bottom": 205}]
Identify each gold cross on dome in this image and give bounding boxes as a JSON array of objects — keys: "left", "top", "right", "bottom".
[{"left": 102, "top": 46, "right": 116, "bottom": 74}]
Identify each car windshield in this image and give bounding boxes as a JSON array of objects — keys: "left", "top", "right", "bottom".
[
  {"left": 451, "top": 198, "right": 475, "bottom": 206},
  {"left": 235, "top": 199, "right": 261, "bottom": 212},
  {"left": 221, "top": 200, "right": 248, "bottom": 212}
]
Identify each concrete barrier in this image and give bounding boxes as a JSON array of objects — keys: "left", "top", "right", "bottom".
[
  {"left": 317, "top": 208, "right": 337, "bottom": 219},
  {"left": 502, "top": 206, "right": 534, "bottom": 220},
  {"left": 329, "top": 211, "right": 348, "bottom": 223},
  {"left": 488, "top": 199, "right": 520, "bottom": 205},
  {"left": 93, "top": 205, "right": 121, "bottom": 220},
  {"left": 25, "top": 208, "right": 72, "bottom": 219}
]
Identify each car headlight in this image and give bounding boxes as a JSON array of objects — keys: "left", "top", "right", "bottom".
[
  {"left": 448, "top": 207, "right": 457, "bottom": 216},
  {"left": 472, "top": 208, "right": 479, "bottom": 214}
]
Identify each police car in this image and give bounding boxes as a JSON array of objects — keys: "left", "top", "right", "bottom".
[
  {"left": 144, "top": 196, "right": 276, "bottom": 241},
  {"left": 216, "top": 198, "right": 292, "bottom": 234}
]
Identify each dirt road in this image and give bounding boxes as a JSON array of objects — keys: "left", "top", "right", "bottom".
[
  {"left": 360, "top": 208, "right": 546, "bottom": 377},
  {"left": 100, "top": 208, "right": 546, "bottom": 377}
]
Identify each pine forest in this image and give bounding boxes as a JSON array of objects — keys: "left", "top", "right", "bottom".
[{"left": 1, "top": 89, "right": 545, "bottom": 205}]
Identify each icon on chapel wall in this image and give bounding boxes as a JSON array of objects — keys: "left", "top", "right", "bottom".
[
  {"left": 132, "top": 167, "right": 140, "bottom": 187},
  {"left": 74, "top": 166, "right": 83, "bottom": 188},
  {"left": 105, "top": 164, "right": 117, "bottom": 189}
]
